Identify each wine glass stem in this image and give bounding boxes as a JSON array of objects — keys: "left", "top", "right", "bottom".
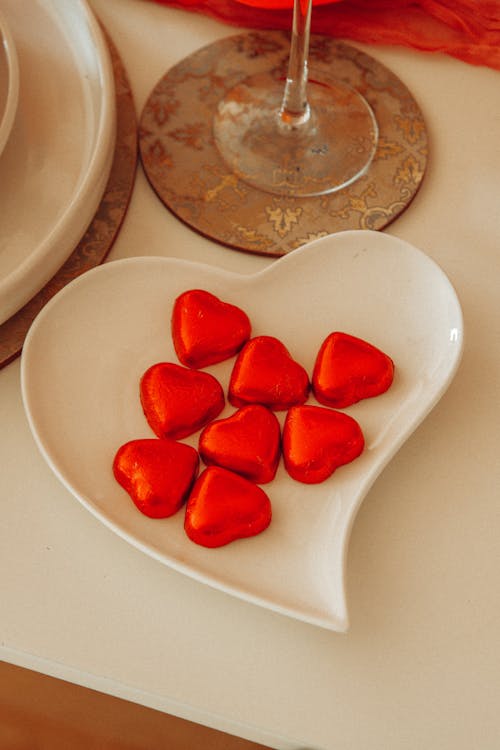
[{"left": 279, "top": 0, "right": 312, "bottom": 129}]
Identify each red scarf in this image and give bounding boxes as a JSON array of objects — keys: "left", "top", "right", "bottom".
[{"left": 151, "top": 0, "right": 500, "bottom": 69}]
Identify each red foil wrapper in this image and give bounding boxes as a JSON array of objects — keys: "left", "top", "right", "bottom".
[
  {"left": 184, "top": 465, "right": 272, "bottom": 547},
  {"left": 312, "top": 332, "right": 394, "bottom": 409},
  {"left": 283, "top": 404, "right": 365, "bottom": 484},
  {"left": 172, "top": 289, "right": 251, "bottom": 369},
  {"left": 140, "top": 362, "right": 225, "bottom": 439},
  {"left": 113, "top": 438, "right": 199, "bottom": 518},
  {"left": 229, "top": 335, "right": 310, "bottom": 411},
  {"left": 199, "top": 404, "right": 281, "bottom": 483}
]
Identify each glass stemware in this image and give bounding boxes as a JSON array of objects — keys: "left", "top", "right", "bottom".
[{"left": 213, "top": 0, "right": 378, "bottom": 197}]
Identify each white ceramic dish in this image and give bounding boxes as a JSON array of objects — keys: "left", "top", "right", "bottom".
[
  {"left": 0, "top": 8, "right": 19, "bottom": 158},
  {"left": 0, "top": 0, "right": 115, "bottom": 325},
  {"left": 21, "top": 231, "right": 463, "bottom": 631}
]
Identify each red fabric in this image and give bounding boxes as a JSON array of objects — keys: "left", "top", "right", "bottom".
[{"left": 151, "top": 0, "right": 500, "bottom": 69}]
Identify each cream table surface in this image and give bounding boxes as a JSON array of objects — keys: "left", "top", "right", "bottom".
[{"left": 1, "top": 1, "right": 499, "bottom": 748}]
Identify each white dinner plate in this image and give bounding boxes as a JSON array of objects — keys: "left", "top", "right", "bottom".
[
  {"left": 0, "top": 7, "right": 19, "bottom": 158},
  {"left": 21, "top": 231, "right": 463, "bottom": 631},
  {"left": 0, "top": 0, "right": 115, "bottom": 325}
]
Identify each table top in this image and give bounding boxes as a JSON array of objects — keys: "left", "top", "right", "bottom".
[{"left": 1, "top": 1, "right": 499, "bottom": 748}]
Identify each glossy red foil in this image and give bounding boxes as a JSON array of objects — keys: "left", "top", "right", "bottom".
[
  {"left": 172, "top": 289, "right": 251, "bottom": 369},
  {"left": 229, "top": 335, "right": 310, "bottom": 411},
  {"left": 113, "top": 438, "right": 199, "bottom": 518},
  {"left": 184, "top": 466, "right": 272, "bottom": 547},
  {"left": 283, "top": 405, "right": 365, "bottom": 484},
  {"left": 199, "top": 404, "right": 281, "bottom": 484},
  {"left": 140, "top": 362, "right": 225, "bottom": 440},
  {"left": 312, "top": 332, "right": 394, "bottom": 408}
]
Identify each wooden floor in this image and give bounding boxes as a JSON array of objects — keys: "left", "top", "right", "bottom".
[{"left": 0, "top": 661, "right": 271, "bottom": 749}]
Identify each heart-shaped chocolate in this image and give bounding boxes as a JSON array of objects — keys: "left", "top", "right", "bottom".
[
  {"left": 172, "top": 289, "right": 251, "bottom": 369},
  {"left": 184, "top": 466, "right": 272, "bottom": 547},
  {"left": 113, "top": 438, "right": 199, "bottom": 518},
  {"left": 228, "top": 335, "right": 310, "bottom": 411},
  {"left": 283, "top": 405, "right": 365, "bottom": 484},
  {"left": 140, "top": 362, "right": 225, "bottom": 439},
  {"left": 199, "top": 404, "right": 281, "bottom": 484},
  {"left": 312, "top": 331, "right": 394, "bottom": 408}
]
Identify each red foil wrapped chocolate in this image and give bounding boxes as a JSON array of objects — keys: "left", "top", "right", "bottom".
[
  {"left": 312, "top": 332, "right": 394, "bottom": 409},
  {"left": 140, "top": 362, "right": 225, "bottom": 439},
  {"left": 229, "top": 335, "right": 310, "bottom": 411},
  {"left": 172, "top": 289, "right": 251, "bottom": 369},
  {"left": 283, "top": 405, "right": 365, "bottom": 484},
  {"left": 199, "top": 404, "right": 281, "bottom": 484},
  {"left": 184, "top": 465, "right": 272, "bottom": 547},
  {"left": 113, "top": 438, "right": 199, "bottom": 518}
]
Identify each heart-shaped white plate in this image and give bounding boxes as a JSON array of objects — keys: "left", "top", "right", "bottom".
[{"left": 21, "top": 231, "right": 463, "bottom": 631}]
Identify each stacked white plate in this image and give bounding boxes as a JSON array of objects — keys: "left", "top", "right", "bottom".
[
  {"left": 0, "top": 0, "right": 116, "bottom": 325},
  {"left": 0, "top": 7, "right": 18, "bottom": 158}
]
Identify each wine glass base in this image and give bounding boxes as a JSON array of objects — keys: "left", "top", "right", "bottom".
[
  {"left": 213, "top": 71, "right": 378, "bottom": 197},
  {"left": 139, "top": 31, "right": 428, "bottom": 255}
]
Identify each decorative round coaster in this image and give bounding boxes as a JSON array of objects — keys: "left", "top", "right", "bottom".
[
  {"left": 0, "top": 29, "right": 138, "bottom": 369},
  {"left": 139, "top": 31, "right": 428, "bottom": 257}
]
